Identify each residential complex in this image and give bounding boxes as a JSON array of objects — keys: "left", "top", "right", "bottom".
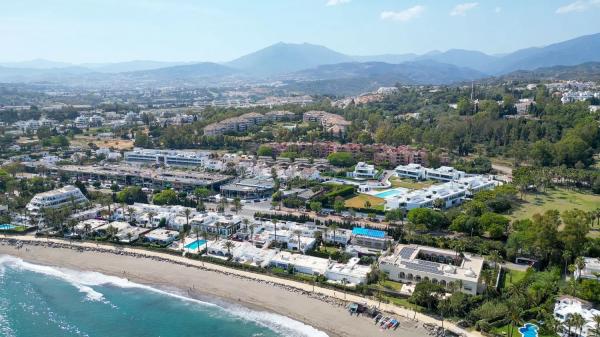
[
  {"left": 203, "top": 111, "right": 296, "bottom": 136},
  {"left": 124, "top": 149, "right": 210, "bottom": 167},
  {"left": 26, "top": 185, "right": 88, "bottom": 218},
  {"left": 220, "top": 177, "right": 275, "bottom": 200},
  {"left": 302, "top": 110, "right": 351, "bottom": 135}
]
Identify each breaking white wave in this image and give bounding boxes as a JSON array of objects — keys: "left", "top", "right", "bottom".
[{"left": 0, "top": 255, "right": 328, "bottom": 337}]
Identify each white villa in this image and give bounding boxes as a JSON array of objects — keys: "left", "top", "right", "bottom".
[
  {"left": 554, "top": 295, "right": 600, "bottom": 337},
  {"left": 349, "top": 162, "right": 377, "bottom": 179},
  {"left": 379, "top": 244, "right": 484, "bottom": 295}
]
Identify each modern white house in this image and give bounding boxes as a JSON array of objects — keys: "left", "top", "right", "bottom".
[
  {"left": 349, "top": 162, "right": 377, "bottom": 179},
  {"left": 425, "top": 166, "right": 465, "bottom": 182},
  {"left": 379, "top": 244, "right": 484, "bottom": 295},
  {"left": 395, "top": 163, "right": 427, "bottom": 180},
  {"left": 26, "top": 185, "right": 89, "bottom": 219},
  {"left": 554, "top": 295, "right": 600, "bottom": 337}
]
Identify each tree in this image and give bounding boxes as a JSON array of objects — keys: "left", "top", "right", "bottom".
[
  {"left": 326, "top": 152, "right": 356, "bottom": 167},
  {"left": 409, "top": 281, "right": 444, "bottom": 311},
  {"left": 561, "top": 209, "right": 590, "bottom": 256},
  {"left": 183, "top": 208, "right": 192, "bottom": 233},
  {"left": 116, "top": 186, "right": 147, "bottom": 204},
  {"left": 309, "top": 201, "right": 322, "bottom": 213},
  {"left": 407, "top": 208, "right": 449, "bottom": 231},
  {"left": 570, "top": 313, "right": 585, "bottom": 337},
  {"left": 194, "top": 187, "right": 211, "bottom": 200},
  {"left": 330, "top": 224, "right": 338, "bottom": 246},
  {"left": 249, "top": 224, "right": 255, "bottom": 244},
  {"left": 224, "top": 241, "right": 234, "bottom": 258},
  {"left": 333, "top": 198, "right": 345, "bottom": 214},
  {"left": 293, "top": 229, "right": 302, "bottom": 253},
  {"left": 363, "top": 200, "right": 372, "bottom": 209},
  {"left": 153, "top": 189, "right": 178, "bottom": 206},
  {"left": 257, "top": 145, "right": 274, "bottom": 157},
  {"left": 232, "top": 197, "right": 242, "bottom": 214}
]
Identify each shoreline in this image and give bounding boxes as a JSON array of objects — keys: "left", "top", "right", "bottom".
[{"left": 0, "top": 237, "right": 434, "bottom": 337}]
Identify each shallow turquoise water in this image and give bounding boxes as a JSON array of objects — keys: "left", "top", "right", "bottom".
[
  {"left": 374, "top": 189, "right": 403, "bottom": 198},
  {"left": 0, "top": 255, "right": 327, "bottom": 337}
]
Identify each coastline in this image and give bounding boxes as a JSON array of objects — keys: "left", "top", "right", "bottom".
[{"left": 0, "top": 238, "right": 432, "bottom": 337}]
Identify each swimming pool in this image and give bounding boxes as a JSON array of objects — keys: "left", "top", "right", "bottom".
[
  {"left": 374, "top": 189, "right": 404, "bottom": 198},
  {"left": 0, "top": 224, "right": 16, "bottom": 230},
  {"left": 184, "top": 240, "right": 207, "bottom": 251},
  {"left": 518, "top": 323, "right": 539, "bottom": 337}
]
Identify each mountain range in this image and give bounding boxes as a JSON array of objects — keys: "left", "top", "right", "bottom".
[{"left": 1, "top": 32, "right": 600, "bottom": 90}]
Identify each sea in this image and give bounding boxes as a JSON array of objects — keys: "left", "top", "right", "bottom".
[{"left": 0, "top": 255, "right": 329, "bottom": 337}]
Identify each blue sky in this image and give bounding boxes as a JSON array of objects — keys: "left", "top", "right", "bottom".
[{"left": 1, "top": 0, "right": 599, "bottom": 63}]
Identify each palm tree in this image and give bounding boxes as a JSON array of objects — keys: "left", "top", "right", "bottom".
[
  {"left": 591, "top": 314, "right": 600, "bottom": 337},
  {"left": 224, "top": 241, "right": 234, "bottom": 258},
  {"left": 183, "top": 208, "right": 192, "bottom": 231},
  {"left": 249, "top": 224, "right": 255, "bottom": 244},
  {"left": 83, "top": 223, "right": 92, "bottom": 239},
  {"left": 214, "top": 222, "right": 221, "bottom": 241},
  {"left": 273, "top": 221, "right": 278, "bottom": 247},
  {"left": 570, "top": 313, "right": 585, "bottom": 337},
  {"left": 563, "top": 251, "right": 573, "bottom": 277},
  {"left": 330, "top": 224, "right": 338, "bottom": 247},
  {"left": 293, "top": 229, "right": 302, "bottom": 253},
  {"left": 506, "top": 300, "right": 522, "bottom": 337},
  {"left": 193, "top": 226, "right": 202, "bottom": 254},
  {"left": 575, "top": 256, "right": 586, "bottom": 281},
  {"left": 126, "top": 207, "right": 135, "bottom": 224},
  {"left": 146, "top": 210, "right": 157, "bottom": 228}
]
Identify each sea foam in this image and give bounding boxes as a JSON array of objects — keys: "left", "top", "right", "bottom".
[{"left": 0, "top": 255, "right": 329, "bottom": 337}]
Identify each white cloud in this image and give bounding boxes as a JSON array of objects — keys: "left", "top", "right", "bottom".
[
  {"left": 555, "top": 0, "right": 600, "bottom": 13},
  {"left": 326, "top": 0, "right": 350, "bottom": 6},
  {"left": 380, "top": 5, "right": 425, "bottom": 22},
  {"left": 450, "top": 2, "right": 479, "bottom": 16}
]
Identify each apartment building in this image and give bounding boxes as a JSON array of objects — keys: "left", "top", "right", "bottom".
[{"left": 26, "top": 185, "right": 89, "bottom": 218}]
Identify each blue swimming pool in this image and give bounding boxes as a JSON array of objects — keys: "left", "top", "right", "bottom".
[
  {"left": 0, "top": 224, "right": 16, "bottom": 230},
  {"left": 518, "top": 323, "right": 539, "bottom": 337},
  {"left": 374, "top": 189, "right": 404, "bottom": 198},
  {"left": 184, "top": 240, "right": 207, "bottom": 250}
]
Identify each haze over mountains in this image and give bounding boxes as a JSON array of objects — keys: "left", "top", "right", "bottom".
[{"left": 1, "top": 32, "right": 600, "bottom": 88}]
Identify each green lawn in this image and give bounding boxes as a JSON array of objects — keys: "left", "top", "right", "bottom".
[
  {"left": 344, "top": 194, "right": 386, "bottom": 211},
  {"left": 510, "top": 188, "right": 600, "bottom": 221},
  {"left": 389, "top": 177, "right": 435, "bottom": 189},
  {"left": 502, "top": 269, "right": 528, "bottom": 288},
  {"left": 382, "top": 296, "right": 424, "bottom": 312}
]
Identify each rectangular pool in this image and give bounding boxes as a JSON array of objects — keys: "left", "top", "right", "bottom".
[
  {"left": 0, "top": 224, "right": 16, "bottom": 230},
  {"left": 184, "top": 240, "right": 207, "bottom": 250},
  {"left": 374, "top": 189, "right": 405, "bottom": 198}
]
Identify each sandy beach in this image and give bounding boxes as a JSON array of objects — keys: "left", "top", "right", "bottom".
[{"left": 0, "top": 238, "right": 433, "bottom": 337}]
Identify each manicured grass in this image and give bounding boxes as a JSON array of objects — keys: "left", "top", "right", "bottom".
[
  {"left": 380, "top": 280, "right": 404, "bottom": 291},
  {"left": 344, "top": 194, "right": 386, "bottom": 210},
  {"left": 510, "top": 188, "right": 600, "bottom": 221},
  {"left": 382, "top": 295, "right": 424, "bottom": 312},
  {"left": 317, "top": 245, "right": 342, "bottom": 255},
  {"left": 389, "top": 177, "right": 435, "bottom": 189},
  {"left": 502, "top": 269, "right": 527, "bottom": 288}
]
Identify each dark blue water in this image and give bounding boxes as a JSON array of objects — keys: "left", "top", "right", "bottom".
[{"left": 0, "top": 255, "right": 328, "bottom": 337}]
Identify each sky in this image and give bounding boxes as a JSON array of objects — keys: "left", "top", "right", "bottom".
[{"left": 1, "top": 0, "right": 599, "bottom": 63}]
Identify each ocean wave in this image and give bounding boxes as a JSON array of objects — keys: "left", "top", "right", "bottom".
[{"left": 0, "top": 255, "right": 329, "bottom": 337}]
